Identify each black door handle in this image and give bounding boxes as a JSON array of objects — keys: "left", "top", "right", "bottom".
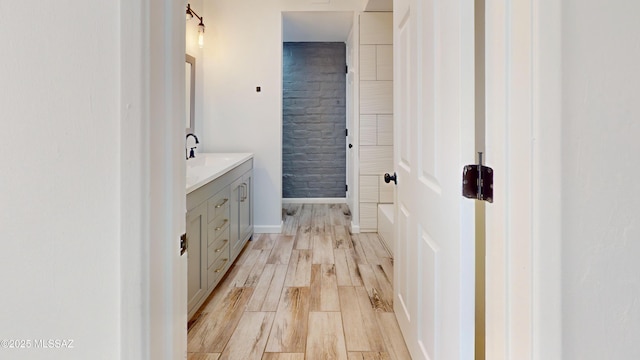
[
  {"left": 348, "top": 144, "right": 353, "bottom": 148},
  {"left": 384, "top": 172, "right": 397, "bottom": 185}
]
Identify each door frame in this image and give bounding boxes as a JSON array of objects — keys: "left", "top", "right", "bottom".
[
  {"left": 120, "top": 0, "right": 187, "bottom": 358},
  {"left": 484, "top": 0, "right": 562, "bottom": 358},
  {"left": 280, "top": 14, "right": 356, "bottom": 209},
  {"left": 346, "top": 13, "right": 360, "bottom": 233}
]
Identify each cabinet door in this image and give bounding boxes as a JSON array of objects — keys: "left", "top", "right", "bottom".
[
  {"left": 239, "top": 171, "right": 253, "bottom": 242},
  {"left": 186, "top": 202, "right": 207, "bottom": 314},
  {"left": 229, "top": 177, "right": 242, "bottom": 259}
]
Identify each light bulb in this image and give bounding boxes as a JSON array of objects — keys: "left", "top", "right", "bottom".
[{"left": 197, "top": 22, "right": 205, "bottom": 48}]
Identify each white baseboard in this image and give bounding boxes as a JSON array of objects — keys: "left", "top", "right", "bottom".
[
  {"left": 282, "top": 198, "right": 347, "bottom": 204},
  {"left": 350, "top": 221, "right": 360, "bottom": 234},
  {"left": 254, "top": 221, "right": 283, "bottom": 234}
]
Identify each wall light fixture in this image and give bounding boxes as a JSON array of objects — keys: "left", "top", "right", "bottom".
[{"left": 186, "top": 4, "right": 205, "bottom": 48}]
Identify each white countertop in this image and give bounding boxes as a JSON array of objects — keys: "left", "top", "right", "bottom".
[{"left": 186, "top": 153, "right": 253, "bottom": 194}]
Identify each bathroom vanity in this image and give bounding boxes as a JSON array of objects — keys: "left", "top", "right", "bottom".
[{"left": 186, "top": 153, "right": 253, "bottom": 318}]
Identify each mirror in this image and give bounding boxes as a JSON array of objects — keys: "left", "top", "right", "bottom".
[{"left": 185, "top": 54, "right": 196, "bottom": 133}]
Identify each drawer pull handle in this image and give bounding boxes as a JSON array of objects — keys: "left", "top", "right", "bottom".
[
  {"left": 215, "top": 198, "right": 228, "bottom": 209},
  {"left": 215, "top": 219, "right": 228, "bottom": 231},
  {"left": 215, "top": 240, "right": 228, "bottom": 252},
  {"left": 214, "top": 259, "right": 229, "bottom": 273}
]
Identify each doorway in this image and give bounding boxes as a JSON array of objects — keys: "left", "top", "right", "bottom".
[
  {"left": 281, "top": 11, "right": 354, "bottom": 203},
  {"left": 282, "top": 42, "right": 347, "bottom": 200}
]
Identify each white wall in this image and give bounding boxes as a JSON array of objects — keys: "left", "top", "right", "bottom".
[
  {"left": 562, "top": 1, "right": 640, "bottom": 358},
  {"left": 0, "top": 3, "right": 120, "bottom": 359},
  {"left": 186, "top": 0, "right": 205, "bottom": 139},
  {"left": 202, "top": 0, "right": 365, "bottom": 232}
]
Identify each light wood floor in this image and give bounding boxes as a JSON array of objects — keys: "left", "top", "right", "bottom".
[{"left": 187, "top": 203, "right": 411, "bottom": 360}]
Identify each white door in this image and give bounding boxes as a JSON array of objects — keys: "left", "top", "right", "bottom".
[{"left": 393, "top": 0, "right": 477, "bottom": 358}]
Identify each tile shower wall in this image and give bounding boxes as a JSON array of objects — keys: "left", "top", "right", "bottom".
[
  {"left": 359, "top": 12, "right": 394, "bottom": 232},
  {"left": 282, "top": 43, "right": 346, "bottom": 198}
]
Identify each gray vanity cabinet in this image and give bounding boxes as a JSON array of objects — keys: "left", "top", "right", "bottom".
[
  {"left": 186, "top": 158, "right": 253, "bottom": 318},
  {"left": 229, "top": 167, "right": 253, "bottom": 262},
  {"left": 186, "top": 201, "right": 207, "bottom": 313},
  {"left": 206, "top": 188, "right": 231, "bottom": 290},
  {"left": 232, "top": 170, "right": 253, "bottom": 260}
]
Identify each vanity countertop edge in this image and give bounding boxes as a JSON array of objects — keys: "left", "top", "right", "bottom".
[{"left": 186, "top": 152, "right": 254, "bottom": 194}]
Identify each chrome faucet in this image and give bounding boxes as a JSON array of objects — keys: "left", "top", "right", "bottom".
[{"left": 186, "top": 133, "right": 199, "bottom": 159}]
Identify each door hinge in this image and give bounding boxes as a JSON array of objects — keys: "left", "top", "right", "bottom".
[
  {"left": 180, "top": 233, "right": 188, "bottom": 256},
  {"left": 345, "top": 128, "right": 348, "bottom": 136},
  {"left": 345, "top": 184, "right": 348, "bottom": 192},
  {"left": 462, "top": 152, "right": 493, "bottom": 203},
  {"left": 345, "top": 65, "right": 348, "bottom": 74}
]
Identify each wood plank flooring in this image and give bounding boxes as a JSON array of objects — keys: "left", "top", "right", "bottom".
[{"left": 187, "top": 203, "right": 411, "bottom": 360}]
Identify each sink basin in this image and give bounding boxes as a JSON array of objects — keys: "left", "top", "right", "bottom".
[
  {"left": 187, "top": 154, "right": 236, "bottom": 168},
  {"left": 186, "top": 153, "right": 253, "bottom": 193}
]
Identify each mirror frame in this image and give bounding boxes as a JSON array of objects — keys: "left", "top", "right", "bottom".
[{"left": 185, "top": 54, "right": 196, "bottom": 134}]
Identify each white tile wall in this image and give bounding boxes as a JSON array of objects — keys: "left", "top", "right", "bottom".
[
  {"left": 359, "top": 45, "right": 377, "bottom": 81},
  {"left": 359, "top": 202, "right": 378, "bottom": 231},
  {"left": 359, "top": 11, "right": 393, "bottom": 233},
  {"left": 360, "top": 115, "right": 377, "bottom": 145},
  {"left": 360, "top": 146, "right": 393, "bottom": 175},
  {"left": 377, "top": 115, "right": 393, "bottom": 146},
  {"left": 379, "top": 174, "right": 394, "bottom": 203},
  {"left": 360, "top": 81, "right": 393, "bottom": 114},
  {"left": 360, "top": 175, "right": 379, "bottom": 202},
  {"left": 376, "top": 45, "right": 394, "bottom": 80}
]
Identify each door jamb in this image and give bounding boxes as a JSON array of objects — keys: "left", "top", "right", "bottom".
[
  {"left": 347, "top": 11, "right": 361, "bottom": 233},
  {"left": 484, "top": 0, "right": 562, "bottom": 358},
  {"left": 120, "top": 0, "right": 187, "bottom": 358}
]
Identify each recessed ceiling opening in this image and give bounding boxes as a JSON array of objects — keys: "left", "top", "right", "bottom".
[{"left": 282, "top": 11, "right": 353, "bottom": 42}]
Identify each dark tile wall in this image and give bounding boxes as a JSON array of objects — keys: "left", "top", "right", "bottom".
[{"left": 282, "top": 42, "right": 346, "bottom": 198}]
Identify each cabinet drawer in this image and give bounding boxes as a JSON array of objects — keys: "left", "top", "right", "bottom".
[
  {"left": 207, "top": 213, "right": 229, "bottom": 246},
  {"left": 207, "top": 190, "right": 230, "bottom": 223},
  {"left": 207, "top": 254, "right": 230, "bottom": 288},
  {"left": 207, "top": 236, "right": 229, "bottom": 268}
]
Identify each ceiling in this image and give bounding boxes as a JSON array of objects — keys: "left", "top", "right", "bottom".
[
  {"left": 364, "top": 0, "right": 393, "bottom": 11},
  {"left": 282, "top": 11, "right": 355, "bottom": 42},
  {"left": 281, "top": 0, "right": 392, "bottom": 42}
]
